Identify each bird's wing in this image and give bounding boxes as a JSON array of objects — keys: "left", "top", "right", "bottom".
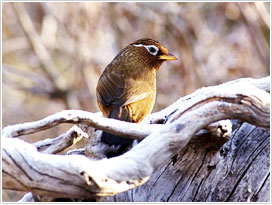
[{"left": 96, "top": 71, "right": 153, "bottom": 109}]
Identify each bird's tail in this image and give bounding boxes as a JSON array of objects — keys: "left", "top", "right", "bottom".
[
  {"left": 100, "top": 107, "right": 133, "bottom": 157},
  {"left": 101, "top": 132, "right": 132, "bottom": 157}
]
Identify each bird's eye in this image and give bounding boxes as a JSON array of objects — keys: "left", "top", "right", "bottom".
[
  {"left": 132, "top": 44, "right": 159, "bottom": 56},
  {"left": 145, "top": 45, "right": 159, "bottom": 56},
  {"left": 149, "top": 47, "right": 156, "bottom": 53}
]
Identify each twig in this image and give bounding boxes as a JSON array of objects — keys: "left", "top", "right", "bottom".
[
  {"left": 33, "top": 125, "right": 89, "bottom": 154},
  {"left": 67, "top": 148, "right": 86, "bottom": 155},
  {"left": 18, "top": 192, "right": 34, "bottom": 202}
]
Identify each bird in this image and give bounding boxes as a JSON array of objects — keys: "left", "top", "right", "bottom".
[{"left": 96, "top": 38, "right": 178, "bottom": 157}]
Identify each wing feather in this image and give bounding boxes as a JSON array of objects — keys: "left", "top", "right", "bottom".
[{"left": 96, "top": 71, "right": 154, "bottom": 110}]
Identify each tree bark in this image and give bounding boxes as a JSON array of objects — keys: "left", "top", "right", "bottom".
[
  {"left": 2, "top": 76, "right": 270, "bottom": 202},
  {"left": 112, "top": 120, "right": 270, "bottom": 202}
]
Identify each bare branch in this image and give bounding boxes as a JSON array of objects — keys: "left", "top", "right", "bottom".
[
  {"left": 144, "top": 76, "right": 270, "bottom": 124},
  {"left": 18, "top": 193, "right": 34, "bottom": 202},
  {"left": 33, "top": 125, "right": 89, "bottom": 154},
  {"left": 3, "top": 76, "right": 269, "bottom": 140},
  {"left": 2, "top": 111, "right": 162, "bottom": 140},
  {"left": 2, "top": 77, "right": 270, "bottom": 199}
]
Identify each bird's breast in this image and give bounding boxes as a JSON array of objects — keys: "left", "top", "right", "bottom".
[{"left": 127, "top": 92, "right": 156, "bottom": 123}]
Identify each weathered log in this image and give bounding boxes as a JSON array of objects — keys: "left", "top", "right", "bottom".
[
  {"left": 2, "top": 76, "right": 270, "bottom": 202},
  {"left": 112, "top": 121, "right": 270, "bottom": 202}
]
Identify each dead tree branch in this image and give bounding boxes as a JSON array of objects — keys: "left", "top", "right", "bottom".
[
  {"left": 2, "top": 110, "right": 162, "bottom": 140},
  {"left": 2, "top": 76, "right": 270, "bottom": 200},
  {"left": 33, "top": 125, "right": 89, "bottom": 154}
]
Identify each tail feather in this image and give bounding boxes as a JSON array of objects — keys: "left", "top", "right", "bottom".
[
  {"left": 101, "top": 106, "right": 133, "bottom": 157},
  {"left": 101, "top": 132, "right": 132, "bottom": 157},
  {"left": 101, "top": 131, "right": 132, "bottom": 146}
]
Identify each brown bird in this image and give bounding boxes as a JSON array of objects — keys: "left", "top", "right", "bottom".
[{"left": 96, "top": 38, "right": 178, "bottom": 157}]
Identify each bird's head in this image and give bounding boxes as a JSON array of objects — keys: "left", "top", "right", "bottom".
[
  {"left": 131, "top": 38, "right": 178, "bottom": 63},
  {"left": 108, "top": 38, "right": 178, "bottom": 75}
]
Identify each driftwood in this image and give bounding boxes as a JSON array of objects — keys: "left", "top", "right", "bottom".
[
  {"left": 2, "top": 76, "right": 270, "bottom": 202},
  {"left": 112, "top": 121, "right": 270, "bottom": 202}
]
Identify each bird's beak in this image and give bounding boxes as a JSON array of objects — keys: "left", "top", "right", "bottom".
[{"left": 159, "top": 53, "right": 178, "bottom": 61}]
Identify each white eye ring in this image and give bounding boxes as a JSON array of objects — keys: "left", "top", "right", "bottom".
[
  {"left": 144, "top": 45, "right": 159, "bottom": 56},
  {"left": 133, "top": 44, "right": 159, "bottom": 56}
]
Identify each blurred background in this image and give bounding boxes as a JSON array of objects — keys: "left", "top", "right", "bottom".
[{"left": 2, "top": 2, "right": 270, "bottom": 202}]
